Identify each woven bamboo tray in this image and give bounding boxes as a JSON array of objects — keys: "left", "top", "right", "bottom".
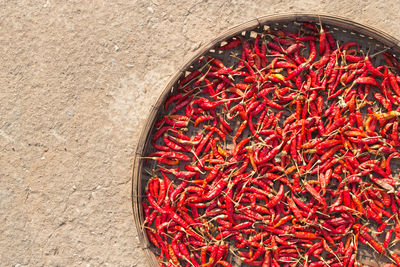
[{"left": 132, "top": 13, "right": 400, "bottom": 267}]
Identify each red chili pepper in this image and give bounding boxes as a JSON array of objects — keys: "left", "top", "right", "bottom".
[
  {"left": 304, "top": 182, "right": 327, "bottom": 207},
  {"left": 390, "top": 252, "right": 400, "bottom": 266},
  {"left": 365, "top": 56, "right": 383, "bottom": 76},
  {"left": 203, "top": 178, "right": 228, "bottom": 201},
  {"left": 219, "top": 38, "right": 241, "bottom": 50},
  {"left": 355, "top": 76, "right": 381, "bottom": 88},
  {"left": 266, "top": 183, "right": 285, "bottom": 208},
  {"left": 256, "top": 141, "right": 285, "bottom": 165}
]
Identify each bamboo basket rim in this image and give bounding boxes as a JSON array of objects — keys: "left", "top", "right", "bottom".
[{"left": 131, "top": 13, "right": 400, "bottom": 267}]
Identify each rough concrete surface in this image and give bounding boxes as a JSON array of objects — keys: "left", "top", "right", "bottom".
[{"left": 0, "top": 1, "right": 400, "bottom": 266}]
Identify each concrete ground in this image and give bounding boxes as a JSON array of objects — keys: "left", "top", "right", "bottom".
[{"left": 1, "top": 1, "right": 400, "bottom": 266}]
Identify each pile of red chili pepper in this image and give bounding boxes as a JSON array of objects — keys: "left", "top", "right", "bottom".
[{"left": 141, "top": 22, "right": 400, "bottom": 267}]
